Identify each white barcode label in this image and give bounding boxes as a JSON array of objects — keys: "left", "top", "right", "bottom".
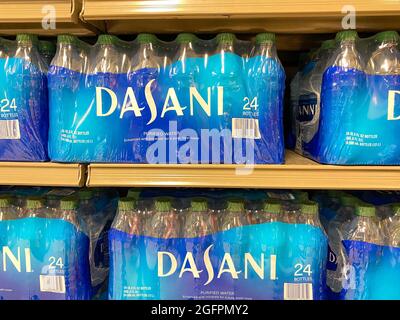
[
  {"left": 232, "top": 118, "right": 261, "bottom": 139},
  {"left": 39, "top": 275, "right": 66, "bottom": 294},
  {"left": 0, "top": 120, "right": 20, "bottom": 139},
  {"left": 284, "top": 283, "right": 313, "bottom": 300}
]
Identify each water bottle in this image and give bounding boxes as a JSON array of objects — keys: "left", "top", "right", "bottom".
[
  {"left": 331, "top": 31, "right": 362, "bottom": 69},
  {"left": 328, "top": 194, "right": 359, "bottom": 240},
  {"left": 22, "top": 197, "right": 46, "bottom": 252},
  {"left": 132, "top": 33, "right": 162, "bottom": 71},
  {"left": 250, "top": 33, "right": 283, "bottom": 90},
  {"left": 13, "top": 34, "right": 46, "bottom": 70},
  {"left": 183, "top": 198, "right": 215, "bottom": 237},
  {"left": 296, "top": 201, "right": 324, "bottom": 228},
  {"left": 172, "top": 33, "right": 200, "bottom": 81},
  {"left": 347, "top": 202, "right": 383, "bottom": 245},
  {"left": 5, "top": 34, "right": 48, "bottom": 161},
  {"left": 366, "top": 31, "right": 400, "bottom": 75},
  {"left": 51, "top": 34, "right": 85, "bottom": 72},
  {"left": 319, "top": 30, "right": 365, "bottom": 163},
  {"left": 130, "top": 34, "right": 163, "bottom": 163},
  {"left": 92, "top": 34, "right": 123, "bottom": 74},
  {"left": 343, "top": 203, "right": 383, "bottom": 299},
  {"left": 0, "top": 196, "right": 18, "bottom": 247},
  {"left": 326, "top": 194, "right": 359, "bottom": 293},
  {"left": 48, "top": 34, "right": 89, "bottom": 161},
  {"left": 59, "top": 197, "right": 80, "bottom": 228},
  {"left": 113, "top": 197, "right": 142, "bottom": 235},
  {"left": 169, "top": 33, "right": 201, "bottom": 135},
  {"left": 39, "top": 196, "right": 78, "bottom": 261},
  {"left": 249, "top": 33, "right": 284, "bottom": 162},
  {"left": 300, "top": 40, "right": 335, "bottom": 156},
  {"left": 77, "top": 190, "right": 103, "bottom": 286},
  {"left": 214, "top": 33, "right": 247, "bottom": 161},
  {"left": 220, "top": 199, "right": 247, "bottom": 297},
  {"left": 146, "top": 197, "right": 180, "bottom": 238},
  {"left": 221, "top": 199, "right": 248, "bottom": 231},
  {"left": 252, "top": 199, "right": 281, "bottom": 224},
  {"left": 260, "top": 201, "right": 285, "bottom": 254}
]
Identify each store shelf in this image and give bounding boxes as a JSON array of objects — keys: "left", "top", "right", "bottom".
[
  {"left": 86, "top": 151, "right": 400, "bottom": 190},
  {"left": 81, "top": 0, "right": 400, "bottom": 50},
  {"left": 0, "top": 0, "right": 97, "bottom": 35},
  {"left": 0, "top": 162, "right": 86, "bottom": 187}
]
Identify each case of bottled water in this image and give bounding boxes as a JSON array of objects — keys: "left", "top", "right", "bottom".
[
  {"left": 313, "top": 190, "right": 400, "bottom": 299},
  {"left": 108, "top": 189, "right": 328, "bottom": 300},
  {"left": 0, "top": 34, "right": 50, "bottom": 161},
  {"left": 291, "top": 30, "right": 400, "bottom": 164},
  {"left": 0, "top": 187, "right": 117, "bottom": 300},
  {"left": 48, "top": 33, "right": 285, "bottom": 164}
]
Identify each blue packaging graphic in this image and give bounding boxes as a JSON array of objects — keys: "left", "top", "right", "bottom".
[
  {"left": 0, "top": 217, "right": 91, "bottom": 300},
  {"left": 0, "top": 35, "right": 49, "bottom": 161},
  {"left": 48, "top": 33, "right": 285, "bottom": 164}
]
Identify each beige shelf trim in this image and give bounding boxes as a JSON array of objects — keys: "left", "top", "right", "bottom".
[
  {"left": 81, "top": 0, "right": 400, "bottom": 39},
  {"left": 0, "top": 0, "right": 96, "bottom": 35},
  {"left": 82, "top": 0, "right": 400, "bottom": 19},
  {"left": 0, "top": 162, "right": 86, "bottom": 187},
  {"left": 87, "top": 151, "right": 400, "bottom": 190}
]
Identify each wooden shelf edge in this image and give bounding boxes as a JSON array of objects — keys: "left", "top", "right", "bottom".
[
  {"left": 86, "top": 152, "right": 400, "bottom": 190},
  {"left": 0, "top": 1, "right": 98, "bottom": 36},
  {"left": 0, "top": 162, "right": 86, "bottom": 187},
  {"left": 82, "top": 0, "right": 400, "bottom": 20}
]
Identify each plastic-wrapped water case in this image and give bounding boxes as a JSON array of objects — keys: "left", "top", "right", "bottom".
[
  {"left": 0, "top": 34, "right": 49, "bottom": 161},
  {"left": 314, "top": 191, "right": 400, "bottom": 300},
  {"left": 0, "top": 194, "right": 91, "bottom": 300},
  {"left": 293, "top": 30, "right": 400, "bottom": 165},
  {"left": 48, "top": 33, "right": 285, "bottom": 164},
  {"left": 0, "top": 187, "right": 118, "bottom": 300},
  {"left": 108, "top": 190, "right": 328, "bottom": 300}
]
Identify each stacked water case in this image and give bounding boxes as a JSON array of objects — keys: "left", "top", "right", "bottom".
[
  {"left": 108, "top": 189, "right": 328, "bottom": 300},
  {"left": 48, "top": 33, "right": 285, "bottom": 164},
  {"left": 292, "top": 30, "right": 400, "bottom": 165},
  {"left": 314, "top": 190, "right": 400, "bottom": 300},
  {"left": 0, "top": 187, "right": 118, "bottom": 300},
  {"left": 0, "top": 34, "right": 49, "bottom": 161}
]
